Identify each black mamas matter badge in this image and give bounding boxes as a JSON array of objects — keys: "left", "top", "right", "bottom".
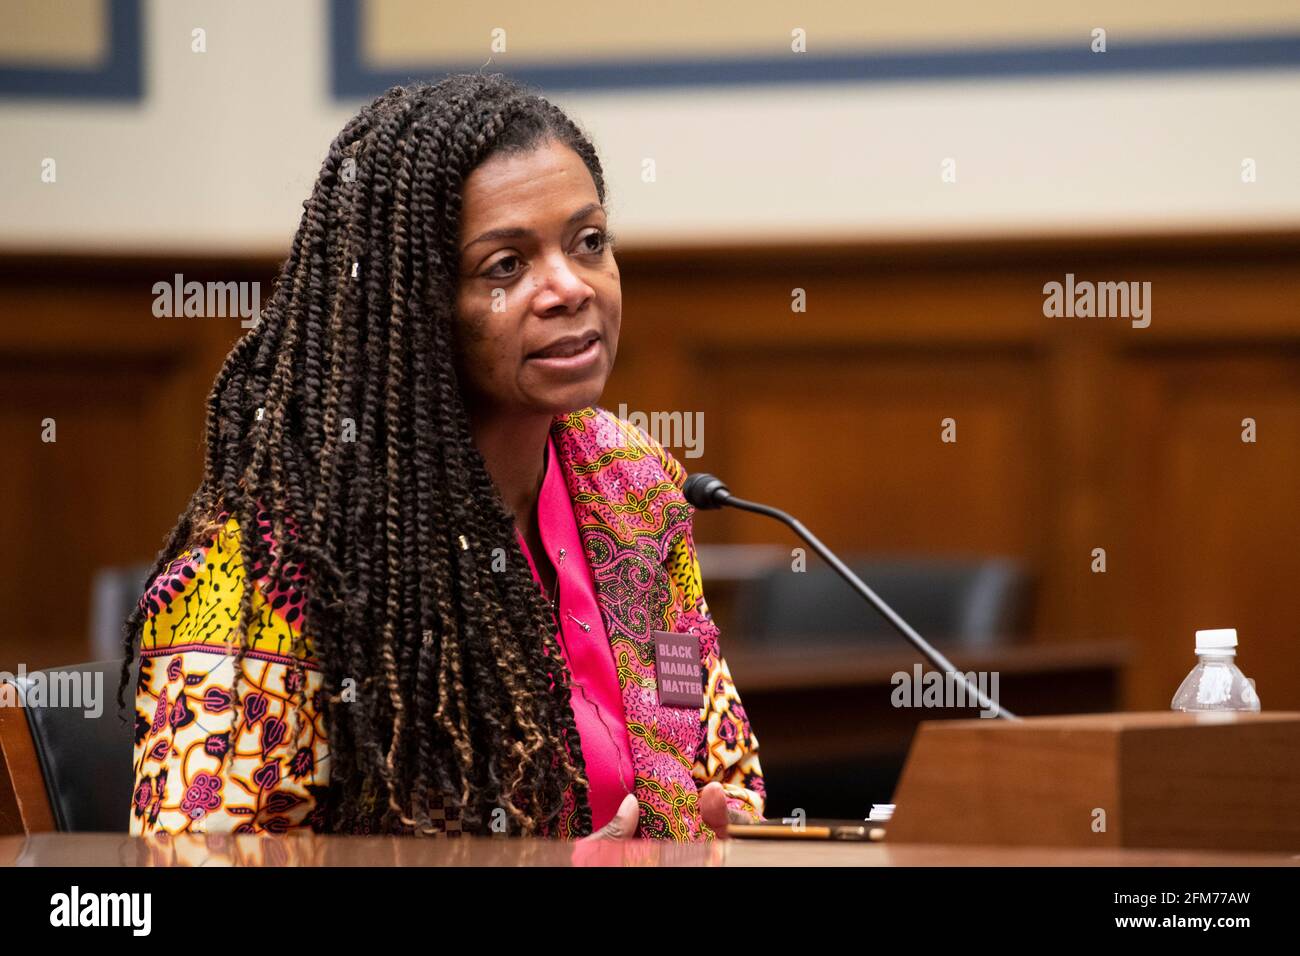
[{"left": 651, "top": 629, "right": 703, "bottom": 707}]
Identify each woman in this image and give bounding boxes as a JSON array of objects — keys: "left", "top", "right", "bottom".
[{"left": 121, "top": 73, "right": 765, "bottom": 842}]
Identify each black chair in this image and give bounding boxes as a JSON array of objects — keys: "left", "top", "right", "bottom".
[
  {"left": 736, "top": 555, "right": 1031, "bottom": 649},
  {"left": 729, "top": 556, "right": 1032, "bottom": 819},
  {"left": 0, "top": 658, "right": 137, "bottom": 833},
  {"left": 89, "top": 563, "right": 153, "bottom": 661}
]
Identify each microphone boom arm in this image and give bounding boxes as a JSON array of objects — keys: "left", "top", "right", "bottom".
[{"left": 722, "top": 493, "right": 1019, "bottom": 721}]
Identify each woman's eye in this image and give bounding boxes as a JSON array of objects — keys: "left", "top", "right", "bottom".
[
  {"left": 485, "top": 255, "right": 521, "bottom": 279},
  {"left": 483, "top": 230, "right": 610, "bottom": 279},
  {"left": 579, "top": 228, "right": 612, "bottom": 254}
]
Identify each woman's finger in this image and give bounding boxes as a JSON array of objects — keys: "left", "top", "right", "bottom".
[
  {"left": 578, "top": 792, "right": 640, "bottom": 842},
  {"left": 697, "top": 781, "right": 732, "bottom": 838}
]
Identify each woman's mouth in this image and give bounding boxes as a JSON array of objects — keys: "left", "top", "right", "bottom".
[{"left": 526, "top": 333, "right": 603, "bottom": 373}]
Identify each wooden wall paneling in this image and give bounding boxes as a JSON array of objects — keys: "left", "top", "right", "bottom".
[
  {"left": 1038, "top": 323, "right": 1134, "bottom": 655},
  {"left": 703, "top": 348, "right": 1044, "bottom": 555},
  {"left": 1, "top": 235, "right": 1297, "bottom": 710},
  {"left": 1119, "top": 350, "right": 1300, "bottom": 710},
  {"left": 0, "top": 257, "right": 261, "bottom": 670}
]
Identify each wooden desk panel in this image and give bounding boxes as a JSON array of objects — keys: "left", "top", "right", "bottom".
[
  {"left": 725, "top": 640, "right": 1127, "bottom": 818},
  {"left": 1, "top": 832, "right": 1295, "bottom": 867}
]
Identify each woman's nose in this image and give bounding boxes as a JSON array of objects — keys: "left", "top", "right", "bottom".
[{"left": 535, "top": 255, "right": 594, "bottom": 311}]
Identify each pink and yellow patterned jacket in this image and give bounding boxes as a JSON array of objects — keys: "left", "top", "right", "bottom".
[{"left": 129, "top": 406, "right": 766, "bottom": 840}]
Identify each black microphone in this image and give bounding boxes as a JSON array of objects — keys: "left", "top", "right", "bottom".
[{"left": 683, "top": 471, "right": 1018, "bottom": 720}]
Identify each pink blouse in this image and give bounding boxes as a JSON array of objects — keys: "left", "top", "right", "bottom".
[{"left": 514, "top": 433, "right": 636, "bottom": 831}]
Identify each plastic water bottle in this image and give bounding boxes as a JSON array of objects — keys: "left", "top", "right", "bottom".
[{"left": 1170, "top": 628, "right": 1260, "bottom": 712}]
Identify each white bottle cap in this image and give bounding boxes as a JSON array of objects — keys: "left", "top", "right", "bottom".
[{"left": 1195, "top": 628, "right": 1238, "bottom": 652}]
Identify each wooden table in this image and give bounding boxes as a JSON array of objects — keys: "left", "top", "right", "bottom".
[
  {"left": 2, "top": 832, "right": 1294, "bottom": 867},
  {"left": 726, "top": 639, "right": 1129, "bottom": 817}
]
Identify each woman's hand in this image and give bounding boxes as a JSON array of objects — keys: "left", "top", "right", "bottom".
[
  {"left": 697, "top": 781, "right": 746, "bottom": 838},
  {"left": 579, "top": 792, "right": 641, "bottom": 841},
  {"left": 577, "top": 782, "right": 742, "bottom": 843},
  {"left": 569, "top": 787, "right": 739, "bottom": 865}
]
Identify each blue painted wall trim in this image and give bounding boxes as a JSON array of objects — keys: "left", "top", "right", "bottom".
[
  {"left": 0, "top": 0, "right": 143, "bottom": 100},
  {"left": 330, "top": 0, "right": 1300, "bottom": 100}
]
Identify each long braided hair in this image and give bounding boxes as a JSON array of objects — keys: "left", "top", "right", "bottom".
[{"left": 117, "top": 73, "right": 610, "bottom": 837}]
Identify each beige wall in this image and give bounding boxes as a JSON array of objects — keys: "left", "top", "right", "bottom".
[{"left": 1, "top": 0, "right": 1298, "bottom": 254}]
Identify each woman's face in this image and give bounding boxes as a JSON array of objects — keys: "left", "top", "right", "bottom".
[{"left": 454, "top": 137, "right": 621, "bottom": 420}]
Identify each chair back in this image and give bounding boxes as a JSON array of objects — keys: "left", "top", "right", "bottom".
[
  {"left": 0, "top": 658, "right": 137, "bottom": 833},
  {"left": 738, "top": 556, "right": 1030, "bottom": 648}
]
